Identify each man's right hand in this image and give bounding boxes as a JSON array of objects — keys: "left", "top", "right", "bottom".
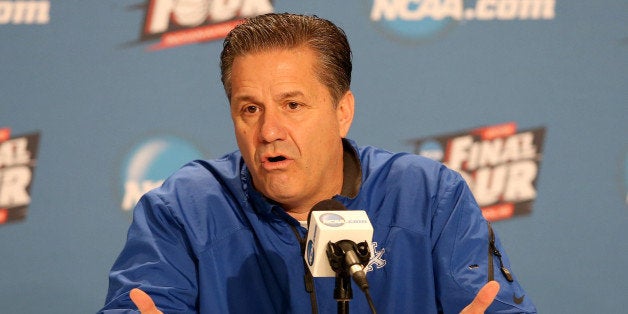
[{"left": 129, "top": 288, "right": 163, "bottom": 314}]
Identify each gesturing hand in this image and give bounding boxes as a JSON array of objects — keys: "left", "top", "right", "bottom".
[
  {"left": 460, "top": 281, "right": 500, "bottom": 314},
  {"left": 129, "top": 288, "right": 163, "bottom": 314}
]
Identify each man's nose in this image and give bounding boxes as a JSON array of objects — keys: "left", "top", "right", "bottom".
[{"left": 258, "top": 109, "right": 286, "bottom": 143}]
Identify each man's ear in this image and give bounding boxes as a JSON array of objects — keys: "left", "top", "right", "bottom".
[{"left": 336, "top": 90, "right": 355, "bottom": 137}]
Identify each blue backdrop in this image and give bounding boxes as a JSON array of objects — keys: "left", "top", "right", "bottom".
[{"left": 1, "top": 1, "right": 626, "bottom": 313}]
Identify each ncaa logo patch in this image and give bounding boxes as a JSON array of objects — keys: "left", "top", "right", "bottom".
[
  {"left": 320, "top": 213, "right": 346, "bottom": 227},
  {"left": 306, "top": 240, "right": 315, "bottom": 266},
  {"left": 119, "top": 135, "right": 204, "bottom": 215}
]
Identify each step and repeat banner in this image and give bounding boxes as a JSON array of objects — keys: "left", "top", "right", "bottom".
[{"left": 1, "top": 1, "right": 626, "bottom": 313}]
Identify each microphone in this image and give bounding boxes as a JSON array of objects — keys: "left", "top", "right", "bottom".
[{"left": 304, "top": 199, "right": 373, "bottom": 282}]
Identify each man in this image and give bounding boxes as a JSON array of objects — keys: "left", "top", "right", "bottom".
[{"left": 100, "top": 13, "right": 536, "bottom": 313}]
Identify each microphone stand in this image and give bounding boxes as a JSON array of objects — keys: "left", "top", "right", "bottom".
[
  {"left": 326, "top": 240, "right": 371, "bottom": 314},
  {"left": 334, "top": 269, "right": 352, "bottom": 314}
]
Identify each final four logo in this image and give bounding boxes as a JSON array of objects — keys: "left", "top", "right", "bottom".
[
  {"left": 137, "top": 0, "right": 273, "bottom": 50},
  {"left": 0, "top": 128, "right": 40, "bottom": 225},
  {"left": 410, "top": 122, "right": 546, "bottom": 221}
]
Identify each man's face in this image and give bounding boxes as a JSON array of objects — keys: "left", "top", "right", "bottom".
[{"left": 229, "top": 47, "right": 354, "bottom": 214}]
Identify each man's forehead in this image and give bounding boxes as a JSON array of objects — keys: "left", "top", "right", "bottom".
[{"left": 229, "top": 48, "right": 324, "bottom": 101}]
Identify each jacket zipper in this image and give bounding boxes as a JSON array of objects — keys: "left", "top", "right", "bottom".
[
  {"left": 487, "top": 222, "right": 514, "bottom": 282},
  {"left": 488, "top": 221, "right": 494, "bottom": 282}
]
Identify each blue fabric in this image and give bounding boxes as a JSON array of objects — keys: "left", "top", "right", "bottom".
[{"left": 100, "top": 139, "right": 536, "bottom": 313}]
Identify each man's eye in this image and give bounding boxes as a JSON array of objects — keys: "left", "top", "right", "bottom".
[
  {"left": 287, "top": 102, "right": 301, "bottom": 110},
  {"left": 244, "top": 105, "right": 259, "bottom": 114}
]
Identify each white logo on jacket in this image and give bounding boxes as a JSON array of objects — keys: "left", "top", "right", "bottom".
[{"left": 365, "top": 242, "right": 386, "bottom": 272}]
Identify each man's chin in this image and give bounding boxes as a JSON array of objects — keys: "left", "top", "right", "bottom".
[
  {"left": 256, "top": 180, "right": 297, "bottom": 202},
  {"left": 264, "top": 190, "right": 298, "bottom": 205}
]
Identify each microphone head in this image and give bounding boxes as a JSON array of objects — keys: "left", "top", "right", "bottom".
[
  {"left": 307, "top": 199, "right": 346, "bottom": 228},
  {"left": 304, "top": 200, "right": 373, "bottom": 277}
]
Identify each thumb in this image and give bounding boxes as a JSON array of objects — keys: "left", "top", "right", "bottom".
[
  {"left": 129, "top": 288, "right": 163, "bottom": 314},
  {"left": 460, "top": 280, "right": 500, "bottom": 314}
]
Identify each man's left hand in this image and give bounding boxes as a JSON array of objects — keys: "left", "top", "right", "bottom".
[{"left": 460, "top": 281, "right": 500, "bottom": 314}]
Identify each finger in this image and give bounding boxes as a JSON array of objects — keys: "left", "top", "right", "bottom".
[
  {"left": 460, "top": 281, "right": 500, "bottom": 314},
  {"left": 130, "top": 288, "right": 163, "bottom": 314}
]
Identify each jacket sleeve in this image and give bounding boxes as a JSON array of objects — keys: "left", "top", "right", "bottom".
[
  {"left": 98, "top": 189, "right": 198, "bottom": 314},
  {"left": 431, "top": 169, "right": 537, "bottom": 313}
]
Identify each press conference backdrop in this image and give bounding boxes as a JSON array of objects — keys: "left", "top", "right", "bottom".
[{"left": 1, "top": 1, "right": 626, "bottom": 313}]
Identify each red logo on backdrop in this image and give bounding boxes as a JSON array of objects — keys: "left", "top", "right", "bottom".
[
  {"left": 410, "top": 122, "right": 546, "bottom": 221},
  {"left": 0, "top": 127, "right": 41, "bottom": 225},
  {"left": 138, "top": 0, "right": 273, "bottom": 51}
]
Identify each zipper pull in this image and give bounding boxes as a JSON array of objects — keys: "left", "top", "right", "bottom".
[{"left": 500, "top": 266, "right": 514, "bottom": 282}]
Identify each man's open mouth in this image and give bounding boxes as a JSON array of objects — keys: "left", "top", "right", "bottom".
[{"left": 268, "top": 156, "right": 287, "bottom": 162}]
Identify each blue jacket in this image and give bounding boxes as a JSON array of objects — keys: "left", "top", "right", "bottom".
[{"left": 100, "top": 139, "right": 536, "bottom": 313}]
